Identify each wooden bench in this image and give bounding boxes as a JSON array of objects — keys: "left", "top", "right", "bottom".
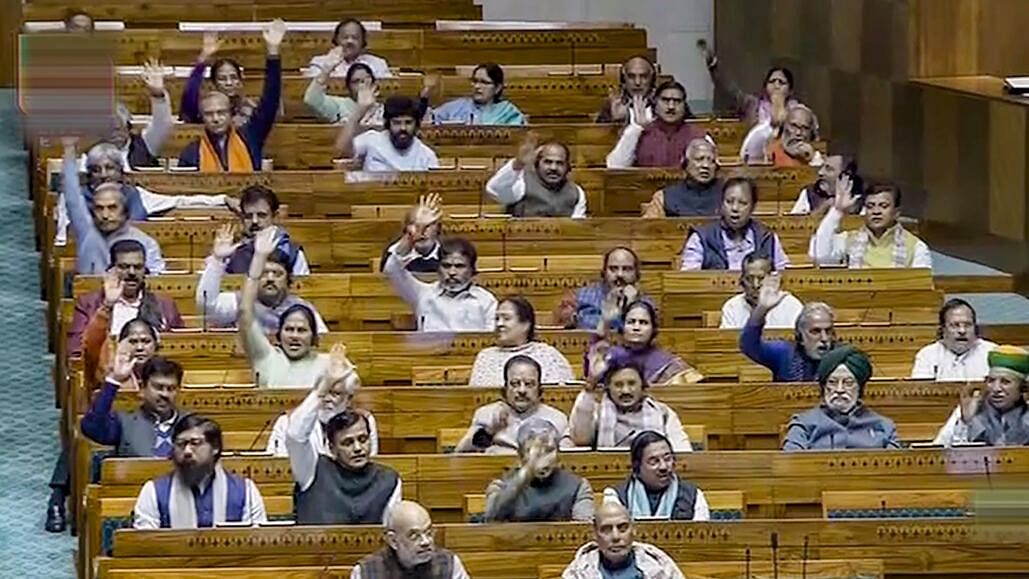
[
  {"left": 462, "top": 490, "right": 746, "bottom": 522},
  {"left": 821, "top": 489, "right": 972, "bottom": 519},
  {"left": 537, "top": 560, "right": 886, "bottom": 579}
]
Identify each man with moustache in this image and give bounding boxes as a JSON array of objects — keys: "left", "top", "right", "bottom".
[
  {"left": 307, "top": 18, "right": 392, "bottom": 79},
  {"left": 484, "top": 419, "right": 594, "bottom": 522},
  {"left": 218, "top": 185, "right": 310, "bottom": 276},
  {"left": 384, "top": 194, "right": 497, "bottom": 332},
  {"left": 177, "top": 19, "right": 285, "bottom": 171},
  {"left": 749, "top": 103, "right": 823, "bottom": 167},
  {"left": 596, "top": 56, "right": 657, "bottom": 125},
  {"left": 351, "top": 501, "right": 470, "bottom": 579},
  {"left": 554, "top": 246, "right": 651, "bottom": 330},
  {"left": 913, "top": 299, "right": 997, "bottom": 382},
  {"left": 811, "top": 182, "right": 932, "bottom": 269},
  {"left": 336, "top": 90, "right": 440, "bottom": 179},
  {"left": 642, "top": 138, "right": 722, "bottom": 218},
  {"left": 67, "top": 240, "right": 183, "bottom": 356},
  {"left": 679, "top": 177, "right": 790, "bottom": 271},
  {"left": 790, "top": 154, "right": 863, "bottom": 215},
  {"left": 562, "top": 502, "right": 684, "bottom": 579},
  {"left": 934, "top": 346, "right": 1029, "bottom": 447},
  {"left": 605, "top": 80, "right": 704, "bottom": 169},
  {"left": 133, "top": 414, "right": 267, "bottom": 528},
  {"left": 719, "top": 252, "right": 803, "bottom": 329},
  {"left": 603, "top": 431, "right": 709, "bottom": 521},
  {"left": 740, "top": 275, "right": 838, "bottom": 382},
  {"left": 288, "top": 350, "right": 402, "bottom": 524},
  {"left": 486, "top": 134, "right": 588, "bottom": 217}
]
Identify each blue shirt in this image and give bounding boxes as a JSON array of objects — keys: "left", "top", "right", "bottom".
[
  {"left": 600, "top": 551, "right": 642, "bottom": 579},
  {"left": 738, "top": 317, "right": 819, "bottom": 382}
]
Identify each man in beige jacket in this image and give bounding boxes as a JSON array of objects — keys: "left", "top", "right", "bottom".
[{"left": 561, "top": 502, "right": 684, "bottom": 578}]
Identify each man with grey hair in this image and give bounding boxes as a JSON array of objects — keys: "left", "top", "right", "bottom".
[
  {"left": 562, "top": 502, "right": 684, "bottom": 579},
  {"left": 484, "top": 418, "right": 594, "bottom": 522},
  {"left": 351, "top": 500, "right": 470, "bottom": 578},
  {"left": 642, "top": 138, "right": 721, "bottom": 218},
  {"left": 739, "top": 274, "right": 837, "bottom": 381},
  {"left": 741, "top": 102, "right": 823, "bottom": 167}
]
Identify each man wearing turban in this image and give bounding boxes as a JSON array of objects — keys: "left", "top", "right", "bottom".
[
  {"left": 934, "top": 345, "right": 1029, "bottom": 447},
  {"left": 782, "top": 345, "right": 900, "bottom": 451}
]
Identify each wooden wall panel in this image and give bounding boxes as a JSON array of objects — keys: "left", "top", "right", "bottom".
[
  {"left": 955, "top": 97, "right": 991, "bottom": 234},
  {"left": 977, "top": 0, "right": 1029, "bottom": 76},
  {"left": 908, "top": 0, "right": 981, "bottom": 77},
  {"left": 830, "top": 0, "right": 864, "bottom": 74},
  {"left": 987, "top": 103, "right": 1028, "bottom": 240},
  {"left": 920, "top": 89, "right": 961, "bottom": 226},
  {"left": 859, "top": 75, "right": 895, "bottom": 179}
]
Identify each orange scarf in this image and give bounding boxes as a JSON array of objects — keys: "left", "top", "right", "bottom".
[
  {"left": 199, "top": 129, "right": 253, "bottom": 173},
  {"left": 768, "top": 138, "right": 806, "bottom": 167}
]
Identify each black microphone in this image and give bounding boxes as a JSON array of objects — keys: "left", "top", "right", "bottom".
[
  {"left": 202, "top": 289, "right": 208, "bottom": 332},
  {"left": 744, "top": 547, "right": 751, "bottom": 579},
  {"left": 502, "top": 230, "right": 508, "bottom": 271},
  {"left": 770, "top": 532, "right": 779, "bottom": 579},
  {"left": 801, "top": 535, "right": 809, "bottom": 579},
  {"left": 247, "top": 416, "right": 275, "bottom": 451},
  {"left": 880, "top": 499, "right": 887, "bottom": 517},
  {"left": 829, "top": 432, "right": 835, "bottom": 450},
  {"left": 984, "top": 456, "right": 993, "bottom": 490}
]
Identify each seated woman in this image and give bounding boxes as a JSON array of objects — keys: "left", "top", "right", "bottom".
[
  {"left": 433, "top": 63, "right": 526, "bottom": 126},
  {"left": 562, "top": 358, "right": 692, "bottom": 452},
  {"left": 83, "top": 314, "right": 160, "bottom": 391},
  {"left": 585, "top": 300, "right": 702, "bottom": 387},
  {"left": 239, "top": 227, "right": 330, "bottom": 388},
  {"left": 456, "top": 355, "right": 568, "bottom": 454},
  {"left": 468, "top": 296, "right": 575, "bottom": 387},
  {"left": 304, "top": 60, "right": 384, "bottom": 127},
  {"left": 782, "top": 345, "right": 901, "bottom": 451},
  {"left": 266, "top": 344, "right": 380, "bottom": 457}
]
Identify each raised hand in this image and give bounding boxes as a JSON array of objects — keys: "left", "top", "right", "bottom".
[
  {"left": 141, "top": 58, "right": 166, "bottom": 97},
  {"left": 629, "top": 95, "right": 648, "bottom": 126},
  {"left": 513, "top": 132, "right": 540, "bottom": 171},
  {"left": 323, "top": 343, "right": 357, "bottom": 390},
  {"left": 355, "top": 84, "right": 377, "bottom": 110},
  {"left": 253, "top": 225, "right": 279, "bottom": 256},
  {"left": 61, "top": 136, "right": 79, "bottom": 151},
  {"left": 108, "top": 340, "right": 138, "bottom": 384},
  {"left": 770, "top": 91, "right": 788, "bottom": 127},
  {"left": 833, "top": 173, "right": 858, "bottom": 213},
  {"left": 420, "top": 73, "right": 439, "bottom": 97},
  {"left": 263, "top": 19, "right": 287, "bottom": 54},
  {"left": 696, "top": 38, "right": 715, "bottom": 67},
  {"left": 406, "top": 194, "right": 443, "bottom": 238},
  {"left": 102, "top": 267, "right": 124, "bottom": 307},
  {"left": 607, "top": 90, "right": 629, "bottom": 123},
  {"left": 212, "top": 223, "right": 239, "bottom": 260},
  {"left": 200, "top": 31, "right": 221, "bottom": 61},
  {"left": 326, "top": 45, "right": 346, "bottom": 70},
  {"left": 486, "top": 405, "right": 510, "bottom": 436},
  {"left": 756, "top": 273, "right": 786, "bottom": 312},
  {"left": 959, "top": 383, "right": 983, "bottom": 424}
]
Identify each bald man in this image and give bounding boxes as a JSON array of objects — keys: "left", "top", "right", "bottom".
[
  {"left": 643, "top": 138, "right": 722, "bottom": 218},
  {"left": 562, "top": 502, "right": 684, "bottom": 578},
  {"left": 351, "top": 500, "right": 470, "bottom": 578}
]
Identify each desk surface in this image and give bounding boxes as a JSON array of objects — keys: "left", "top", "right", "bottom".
[{"left": 914, "top": 76, "right": 1029, "bottom": 106}]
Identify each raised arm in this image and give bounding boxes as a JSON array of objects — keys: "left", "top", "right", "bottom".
[
  {"left": 563, "top": 390, "right": 600, "bottom": 448},
  {"left": 244, "top": 19, "right": 286, "bottom": 149},
  {"left": 238, "top": 226, "right": 278, "bottom": 362},
  {"left": 80, "top": 341, "right": 139, "bottom": 446},
  {"left": 334, "top": 84, "right": 378, "bottom": 158},
  {"left": 739, "top": 275, "right": 791, "bottom": 371},
  {"left": 605, "top": 97, "right": 648, "bottom": 169},
  {"left": 383, "top": 194, "right": 441, "bottom": 307},
  {"left": 139, "top": 58, "right": 174, "bottom": 157},
  {"left": 180, "top": 32, "right": 221, "bottom": 124},
  {"left": 811, "top": 175, "right": 856, "bottom": 265},
  {"left": 196, "top": 223, "right": 242, "bottom": 327},
  {"left": 484, "top": 440, "right": 544, "bottom": 521}
]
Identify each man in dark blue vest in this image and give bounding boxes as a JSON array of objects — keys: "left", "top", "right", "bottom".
[
  {"left": 642, "top": 138, "right": 722, "bottom": 218},
  {"left": 602, "top": 431, "right": 710, "bottom": 521},
  {"left": 680, "top": 176, "right": 790, "bottom": 271},
  {"left": 223, "top": 185, "right": 309, "bottom": 276},
  {"left": 132, "top": 414, "right": 267, "bottom": 528}
]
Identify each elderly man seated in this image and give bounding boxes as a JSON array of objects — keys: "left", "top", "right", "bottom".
[
  {"left": 739, "top": 275, "right": 837, "bottom": 382},
  {"left": 133, "top": 415, "right": 267, "bottom": 529},
  {"left": 562, "top": 502, "right": 685, "bottom": 579},
  {"left": 742, "top": 102, "right": 823, "bottom": 167},
  {"left": 457, "top": 355, "right": 568, "bottom": 454},
  {"left": 719, "top": 252, "right": 803, "bottom": 329},
  {"left": 933, "top": 346, "right": 1029, "bottom": 447},
  {"left": 603, "top": 431, "right": 709, "bottom": 521},
  {"left": 486, "top": 134, "right": 587, "bottom": 218},
  {"left": 596, "top": 56, "right": 656, "bottom": 124},
  {"left": 913, "top": 299, "right": 997, "bottom": 382},
  {"left": 484, "top": 419, "right": 594, "bottom": 522},
  {"left": 642, "top": 138, "right": 722, "bottom": 218},
  {"left": 782, "top": 346, "right": 900, "bottom": 451},
  {"left": 679, "top": 177, "right": 790, "bottom": 271},
  {"left": 350, "top": 501, "right": 469, "bottom": 579},
  {"left": 562, "top": 359, "right": 691, "bottom": 452},
  {"left": 605, "top": 80, "right": 704, "bottom": 169},
  {"left": 811, "top": 182, "right": 931, "bottom": 269}
]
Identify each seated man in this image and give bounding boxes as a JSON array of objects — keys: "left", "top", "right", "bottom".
[
  {"left": 719, "top": 252, "right": 802, "bottom": 329},
  {"left": 61, "top": 138, "right": 166, "bottom": 275},
  {"left": 133, "top": 414, "right": 267, "bottom": 528},
  {"left": 222, "top": 185, "right": 309, "bottom": 275},
  {"left": 336, "top": 91, "right": 440, "bottom": 179},
  {"left": 739, "top": 276, "right": 837, "bottom": 382},
  {"left": 177, "top": 20, "right": 285, "bottom": 171},
  {"left": 307, "top": 18, "right": 392, "bottom": 79},
  {"left": 379, "top": 199, "right": 442, "bottom": 274},
  {"left": 790, "top": 153, "right": 862, "bottom": 215},
  {"left": 384, "top": 194, "right": 497, "bottom": 332},
  {"left": 913, "top": 299, "right": 997, "bottom": 381},
  {"left": 642, "top": 138, "right": 721, "bottom": 218},
  {"left": 266, "top": 345, "right": 378, "bottom": 456},
  {"left": 811, "top": 182, "right": 931, "bottom": 269},
  {"left": 486, "top": 134, "right": 587, "bottom": 218},
  {"left": 68, "top": 240, "right": 183, "bottom": 356},
  {"left": 562, "top": 359, "right": 691, "bottom": 452},
  {"left": 744, "top": 102, "right": 822, "bottom": 167},
  {"left": 351, "top": 501, "right": 469, "bottom": 579},
  {"left": 554, "top": 246, "right": 649, "bottom": 330},
  {"left": 562, "top": 502, "right": 685, "bottom": 579},
  {"left": 198, "top": 223, "right": 325, "bottom": 334},
  {"left": 239, "top": 228, "right": 330, "bottom": 388},
  {"left": 596, "top": 55, "right": 656, "bottom": 124},
  {"left": 933, "top": 345, "right": 1029, "bottom": 447},
  {"left": 679, "top": 177, "right": 790, "bottom": 271},
  {"left": 484, "top": 419, "right": 594, "bottom": 522},
  {"left": 289, "top": 381, "right": 402, "bottom": 524},
  {"left": 603, "top": 431, "right": 710, "bottom": 521},
  {"left": 457, "top": 355, "right": 569, "bottom": 454},
  {"left": 606, "top": 80, "right": 704, "bottom": 169},
  {"left": 782, "top": 345, "right": 901, "bottom": 451}
]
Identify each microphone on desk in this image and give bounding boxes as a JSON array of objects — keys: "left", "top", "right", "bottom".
[
  {"left": 770, "top": 531, "right": 779, "bottom": 579},
  {"left": 202, "top": 290, "right": 208, "bottom": 332},
  {"left": 501, "top": 230, "right": 508, "bottom": 271},
  {"left": 247, "top": 415, "right": 276, "bottom": 452},
  {"left": 801, "top": 535, "right": 809, "bottom": 579},
  {"left": 984, "top": 455, "right": 993, "bottom": 489},
  {"left": 880, "top": 499, "right": 887, "bottom": 518},
  {"left": 744, "top": 546, "right": 751, "bottom": 579}
]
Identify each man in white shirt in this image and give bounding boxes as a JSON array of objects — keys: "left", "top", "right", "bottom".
[
  {"left": 305, "top": 18, "right": 392, "bottom": 79},
  {"left": 384, "top": 194, "right": 498, "bottom": 332},
  {"left": 810, "top": 181, "right": 932, "bottom": 269},
  {"left": 789, "top": 154, "right": 861, "bottom": 215},
  {"left": 133, "top": 415, "right": 267, "bottom": 529},
  {"left": 486, "top": 134, "right": 587, "bottom": 218},
  {"left": 337, "top": 90, "right": 439, "bottom": 180},
  {"left": 720, "top": 252, "right": 803, "bottom": 329},
  {"left": 913, "top": 299, "right": 997, "bottom": 381}
]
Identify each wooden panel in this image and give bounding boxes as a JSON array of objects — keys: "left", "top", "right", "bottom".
[
  {"left": 920, "top": 87, "right": 961, "bottom": 225},
  {"left": 908, "top": 0, "right": 981, "bottom": 77},
  {"left": 988, "top": 101, "right": 1028, "bottom": 241},
  {"left": 859, "top": 75, "right": 894, "bottom": 178},
  {"left": 830, "top": 0, "right": 863, "bottom": 74}
]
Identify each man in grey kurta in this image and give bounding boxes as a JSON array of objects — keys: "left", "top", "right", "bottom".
[{"left": 783, "top": 345, "right": 900, "bottom": 451}]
